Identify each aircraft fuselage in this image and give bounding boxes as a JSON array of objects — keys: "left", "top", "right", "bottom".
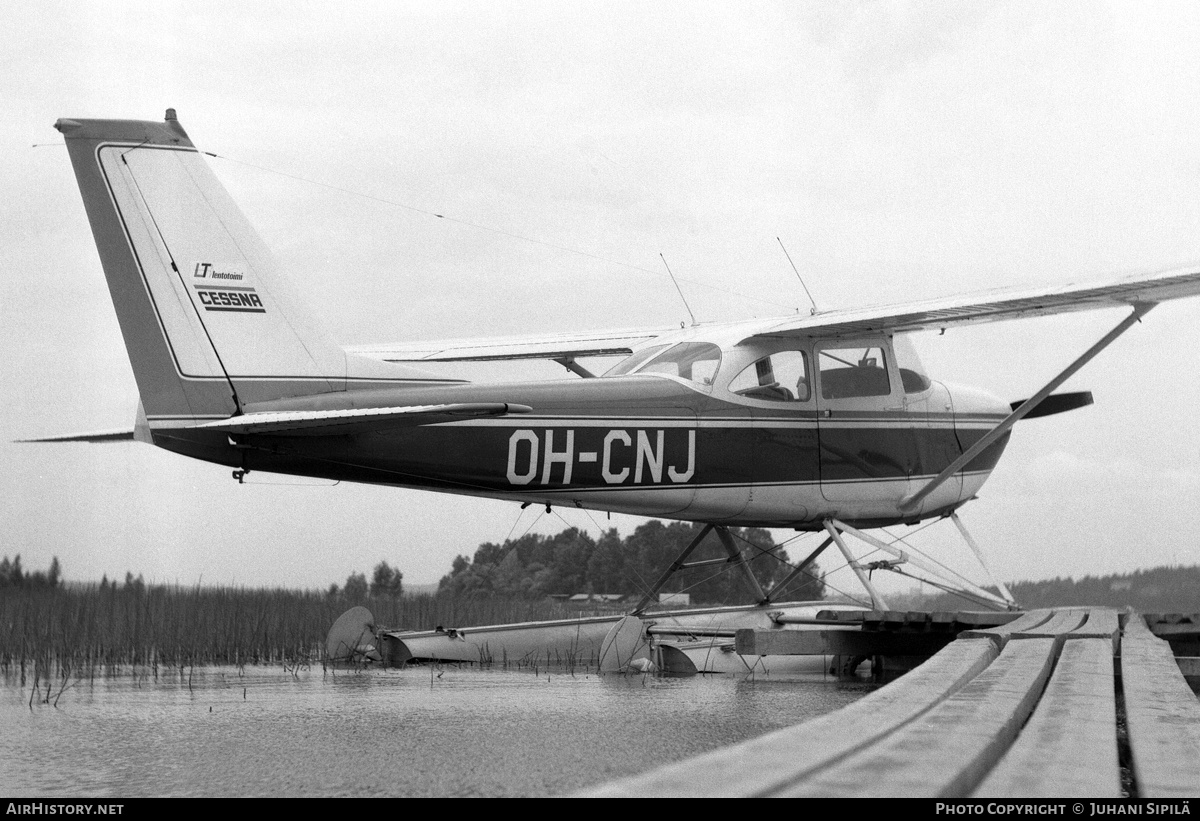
[{"left": 156, "top": 371, "right": 1010, "bottom": 530}]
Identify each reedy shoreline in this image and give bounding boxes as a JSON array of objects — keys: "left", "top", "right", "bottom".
[{"left": 1, "top": 583, "right": 573, "bottom": 679}]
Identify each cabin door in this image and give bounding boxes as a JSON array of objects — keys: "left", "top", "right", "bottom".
[{"left": 814, "top": 338, "right": 919, "bottom": 511}]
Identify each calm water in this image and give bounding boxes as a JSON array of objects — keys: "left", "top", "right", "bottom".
[{"left": 1, "top": 664, "right": 873, "bottom": 797}]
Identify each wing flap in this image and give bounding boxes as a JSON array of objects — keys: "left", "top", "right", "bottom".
[
  {"left": 187, "top": 402, "right": 533, "bottom": 436},
  {"left": 348, "top": 327, "right": 673, "bottom": 362},
  {"left": 749, "top": 266, "right": 1200, "bottom": 340}
]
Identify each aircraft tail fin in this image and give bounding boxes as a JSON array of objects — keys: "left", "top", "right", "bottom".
[{"left": 55, "top": 111, "right": 428, "bottom": 427}]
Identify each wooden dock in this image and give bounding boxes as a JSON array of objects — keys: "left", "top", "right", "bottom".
[{"left": 580, "top": 609, "right": 1200, "bottom": 798}]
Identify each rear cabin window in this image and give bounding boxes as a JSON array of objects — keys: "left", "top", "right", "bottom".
[
  {"left": 818, "top": 346, "right": 892, "bottom": 399},
  {"left": 893, "top": 335, "right": 932, "bottom": 394},
  {"left": 729, "top": 350, "right": 810, "bottom": 402},
  {"left": 900, "top": 368, "right": 931, "bottom": 394}
]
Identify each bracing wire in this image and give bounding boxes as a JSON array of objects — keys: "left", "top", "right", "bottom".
[
  {"left": 722, "top": 527, "right": 875, "bottom": 607},
  {"left": 205, "top": 151, "right": 799, "bottom": 312},
  {"left": 878, "top": 521, "right": 989, "bottom": 591}
]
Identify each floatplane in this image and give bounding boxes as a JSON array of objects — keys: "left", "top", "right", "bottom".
[{"left": 37, "top": 111, "right": 1200, "bottom": 675}]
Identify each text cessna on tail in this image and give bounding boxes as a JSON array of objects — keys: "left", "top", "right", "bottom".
[{"left": 40, "top": 111, "right": 1200, "bottom": 605}]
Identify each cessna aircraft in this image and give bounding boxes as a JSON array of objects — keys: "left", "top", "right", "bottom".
[{"left": 40, "top": 111, "right": 1200, "bottom": 609}]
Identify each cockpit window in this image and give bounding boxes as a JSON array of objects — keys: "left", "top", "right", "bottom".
[
  {"left": 729, "top": 350, "right": 810, "bottom": 402},
  {"left": 818, "top": 346, "right": 892, "bottom": 399},
  {"left": 603, "top": 344, "right": 671, "bottom": 377},
  {"left": 625, "top": 342, "right": 722, "bottom": 385}
]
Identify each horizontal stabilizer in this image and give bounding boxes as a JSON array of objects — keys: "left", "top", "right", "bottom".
[
  {"left": 15, "top": 428, "right": 136, "bottom": 443},
  {"left": 1010, "top": 391, "right": 1094, "bottom": 419},
  {"left": 187, "top": 402, "right": 533, "bottom": 436},
  {"left": 349, "top": 327, "right": 672, "bottom": 363}
]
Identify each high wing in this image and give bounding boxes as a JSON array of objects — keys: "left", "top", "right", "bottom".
[
  {"left": 186, "top": 403, "right": 533, "bottom": 437},
  {"left": 349, "top": 327, "right": 673, "bottom": 363},
  {"left": 348, "top": 268, "right": 1200, "bottom": 362},
  {"left": 747, "top": 265, "right": 1200, "bottom": 340}
]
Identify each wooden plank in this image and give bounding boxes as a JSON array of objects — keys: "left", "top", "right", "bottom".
[
  {"left": 576, "top": 638, "right": 997, "bottom": 797},
  {"left": 1074, "top": 608, "right": 1120, "bottom": 637},
  {"left": 1017, "top": 609, "right": 1089, "bottom": 640},
  {"left": 773, "top": 638, "right": 1057, "bottom": 797},
  {"left": 1068, "top": 608, "right": 1121, "bottom": 654},
  {"left": 1120, "top": 614, "right": 1200, "bottom": 798},
  {"left": 736, "top": 628, "right": 954, "bottom": 657},
  {"left": 943, "top": 611, "right": 1023, "bottom": 628},
  {"left": 973, "top": 638, "right": 1121, "bottom": 798},
  {"left": 959, "top": 610, "right": 1056, "bottom": 646}
]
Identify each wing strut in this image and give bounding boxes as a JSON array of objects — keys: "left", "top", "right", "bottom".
[
  {"left": 554, "top": 356, "right": 596, "bottom": 378},
  {"left": 899, "top": 302, "right": 1156, "bottom": 513}
]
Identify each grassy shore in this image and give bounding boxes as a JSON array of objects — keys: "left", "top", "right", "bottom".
[{"left": 0, "top": 583, "right": 573, "bottom": 677}]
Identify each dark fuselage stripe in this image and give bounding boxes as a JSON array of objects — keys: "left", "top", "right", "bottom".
[{"left": 212, "top": 421, "right": 1009, "bottom": 494}]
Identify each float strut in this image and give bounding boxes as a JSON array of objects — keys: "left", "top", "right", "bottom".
[
  {"left": 824, "top": 520, "right": 890, "bottom": 611},
  {"left": 630, "top": 524, "right": 714, "bottom": 616},
  {"left": 713, "top": 526, "right": 769, "bottom": 605},
  {"left": 764, "top": 535, "right": 834, "bottom": 604},
  {"left": 949, "top": 511, "right": 1018, "bottom": 609}
]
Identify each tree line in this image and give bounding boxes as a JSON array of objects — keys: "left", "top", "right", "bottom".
[
  {"left": 0, "top": 555, "right": 62, "bottom": 589},
  {"left": 436, "top": 521, "right": 826, "bottom": 605},
  {"left": 899, "top": 564, "right": 1200, "bottom": 614},
  {"left": 329, "top": 561, "right": 404, "bottom": 600}
]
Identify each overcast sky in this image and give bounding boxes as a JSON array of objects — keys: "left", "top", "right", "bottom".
[{"left": 3, "top": 1, "right": 1200, "bottom": 602}]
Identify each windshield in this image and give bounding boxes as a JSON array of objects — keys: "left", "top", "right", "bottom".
[
  {"left": 602, "top": 344, "right": 671, "bottom": 377},
  {"left": 605, "top": 342, "right": 722, "bottom": 385}
]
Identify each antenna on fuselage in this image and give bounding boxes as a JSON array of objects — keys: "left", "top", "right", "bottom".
[
  {"left": 777, "top": 237, "right": 819, "bottom": 315},
  {"left": 659, "top": 253, "right": 698, "bottom": 326}
]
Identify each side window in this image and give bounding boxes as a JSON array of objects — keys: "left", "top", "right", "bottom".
[
  {"left": 818, "top": 346, "right": 891, "bottom": 399},
  {"left": 729, "top": 350, "right": 810, "bottom": 402}
]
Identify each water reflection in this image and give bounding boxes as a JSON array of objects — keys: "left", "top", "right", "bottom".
[{"left": 1, "top": 665, "right": 873, "bottom": 797}]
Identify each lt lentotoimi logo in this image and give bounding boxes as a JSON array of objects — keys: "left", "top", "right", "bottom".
[{"left": 192, "top": 262, "right": 265, "bottom": 313}]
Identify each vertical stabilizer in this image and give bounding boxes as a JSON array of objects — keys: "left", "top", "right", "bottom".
[{"left": 55, "top": 111, "right": 356, "bottom": 424}]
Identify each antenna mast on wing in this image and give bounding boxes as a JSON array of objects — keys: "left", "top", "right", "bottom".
[
  {"left": 660, "top": 253, "right": 697, "bottom": 326},
  {"left": 778, "top": 237, "right": 819, "bottom": 315}
]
